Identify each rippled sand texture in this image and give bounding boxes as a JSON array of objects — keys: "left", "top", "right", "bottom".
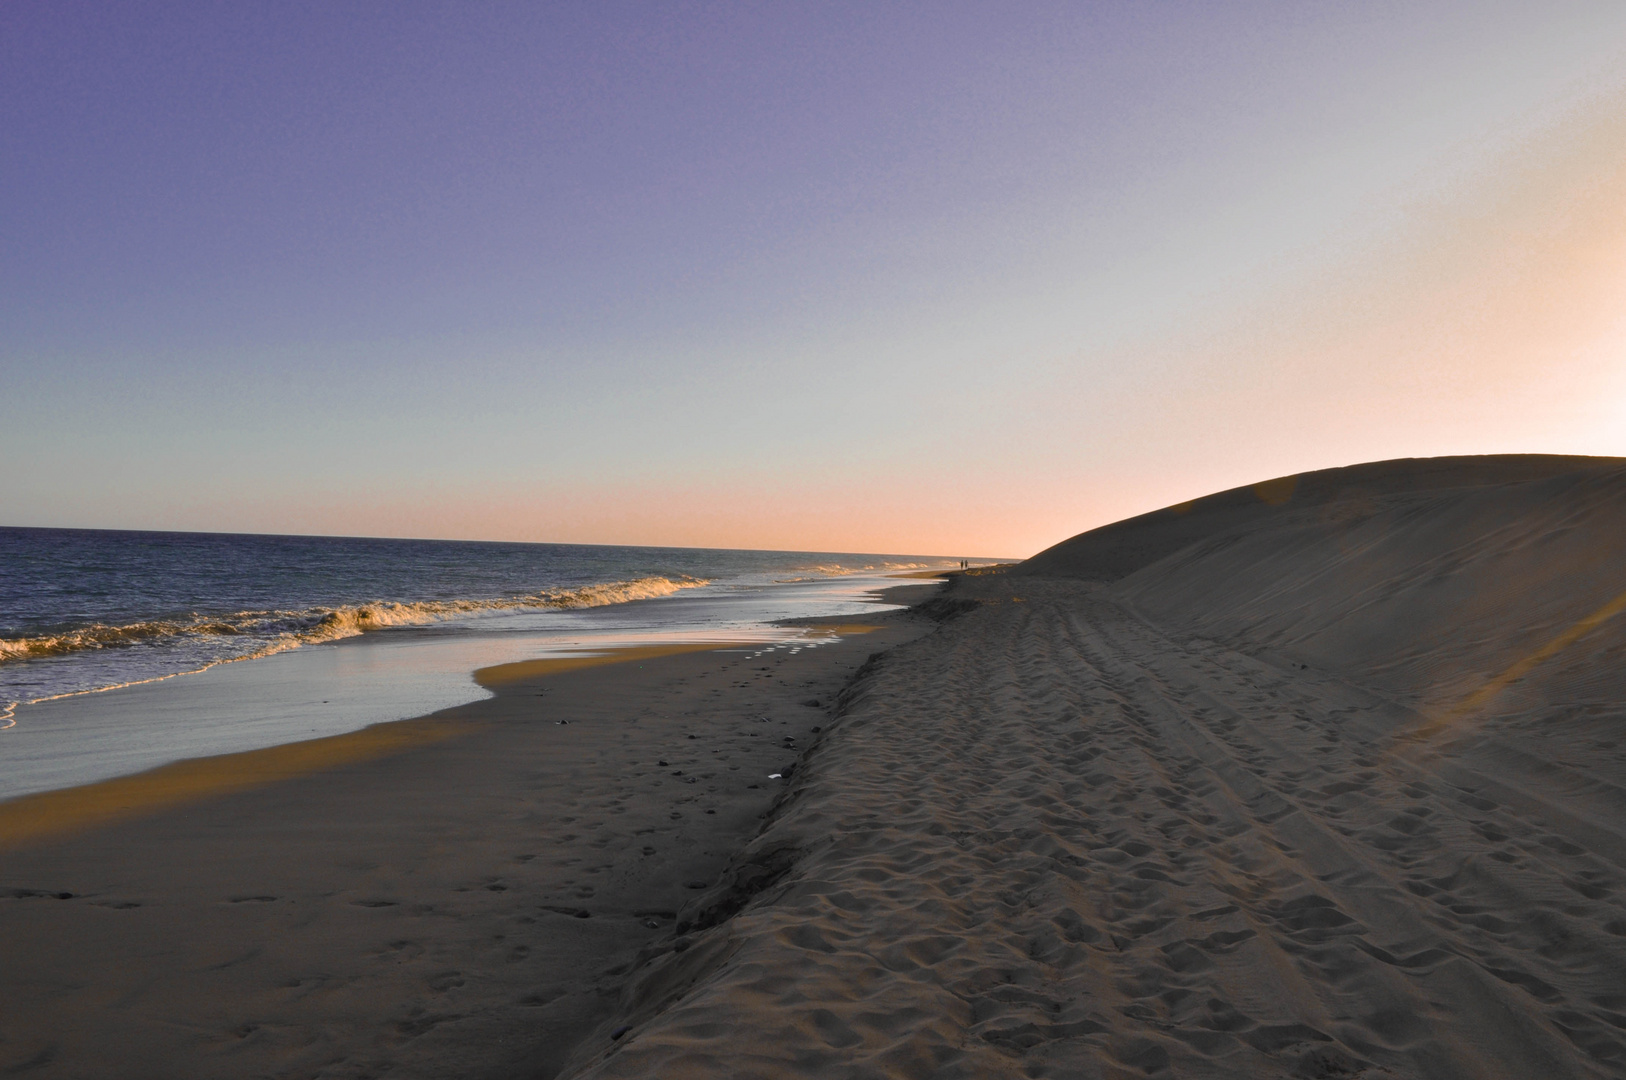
[{"left": 567, "top": 457, "right": 1626, "bottom": 1080}]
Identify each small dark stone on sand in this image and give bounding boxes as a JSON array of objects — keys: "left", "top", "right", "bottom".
[
  {"left": 657, "top": 760, "right": 668, "bottom": 766},
  {"left": 811, "top": 726, "right": 822, "bottom": 733},
  {"left": 573, "top": 910, "right": 591, "bottom": 919},
  {"left": 803, "top": 699, "right": 822, "bottom": 707},
  {"left": 611, "top": 1025, "right": 632, "bottom": 1040},
  {"left": 684, "top": 880, "right": 708, "bottom": 889}
]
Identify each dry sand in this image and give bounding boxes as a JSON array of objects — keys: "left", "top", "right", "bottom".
[
  {"left": 560, "top": 457, "right": 1626, "bottom": 1079},
  {"left": 0, "top": 599, "right": 937, "bottom": 1079}
]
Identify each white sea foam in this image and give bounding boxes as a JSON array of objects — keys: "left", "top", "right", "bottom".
[
  {"left": 0, "top": 575, "right": 710, "bottom": 723},
  {"left": 0, "top": 576, "right": 709, "bottom": 667}
]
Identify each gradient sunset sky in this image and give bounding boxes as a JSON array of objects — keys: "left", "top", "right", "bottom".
[{"left": 5, "top": 2, "right": 1626, "bottom": 557}]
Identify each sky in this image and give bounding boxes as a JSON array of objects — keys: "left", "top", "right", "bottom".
[{"left": 4, "top": 1, "right": 1626, "bottom": 558}]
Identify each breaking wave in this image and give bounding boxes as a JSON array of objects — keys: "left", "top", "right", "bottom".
[{"left": 0, "top": 576, "right": 709, "bottom": 668}]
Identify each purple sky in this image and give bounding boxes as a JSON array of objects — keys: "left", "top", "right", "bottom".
[{"left": 5, "top": 2, "right": 1626, "bottom": 555}]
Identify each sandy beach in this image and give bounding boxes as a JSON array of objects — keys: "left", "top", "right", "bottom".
[
  {"left": 7, "top": 455, "right": 1626, "bottom": 1079},
  {"left": 0, "top": 591, "right": 937, "bottom": 1078},
  {"left": 15, "top": 4, "right": 1626, "bottom": 1076}
]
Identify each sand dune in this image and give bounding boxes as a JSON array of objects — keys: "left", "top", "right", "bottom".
[{"left": 564, "top": 457, "right": 1626, "bottom": 1079}]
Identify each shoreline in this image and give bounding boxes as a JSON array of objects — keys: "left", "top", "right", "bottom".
[
  {"left": 10, "top": 455, "right": 1626, "bottom": 1077},
  {"left": 0, "top": 588, "right": 941, "bottom": 1078},
  {"left": 0, "top": 641, "right": 770, "bottom": 852},
  {"left": 1, "top": 570, "right": 942, "bottom": 803}
]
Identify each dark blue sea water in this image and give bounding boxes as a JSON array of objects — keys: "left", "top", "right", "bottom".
[
  {"left": 0, "top": 526, "right": 948, "bottom": 723},
  {"left": 0, "top": 527, "right": 971, "bottom": 797}
]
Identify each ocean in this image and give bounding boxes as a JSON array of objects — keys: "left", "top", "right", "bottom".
[{"left": 0, "top": 527, "right": 957, "bottom": 798}]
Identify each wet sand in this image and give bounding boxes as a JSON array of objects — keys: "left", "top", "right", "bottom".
[{"left": 0, "top": 596, "right": 937, "bottom": 1079}]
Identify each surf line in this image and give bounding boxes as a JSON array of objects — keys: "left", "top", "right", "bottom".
[
  {"left": 1400, "top": 584, "right": 1626, "bottom": 744},
  {"left": 0, "top": 652, "right": 283, "bottom": 734},
  {"left": 0, "top": 613, "right": 378, "bottom": 731}
]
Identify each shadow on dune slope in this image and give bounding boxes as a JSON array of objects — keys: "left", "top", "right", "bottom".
[{"left": 1024, "top": 454, "right": 1626, "bottom": 722}]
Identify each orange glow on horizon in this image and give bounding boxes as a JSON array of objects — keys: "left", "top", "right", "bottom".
[{"left": 21, "top": 90, "right": 1626, "bottom": 560}]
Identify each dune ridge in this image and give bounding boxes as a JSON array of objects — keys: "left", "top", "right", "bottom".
[
  {"left": 562, "top": 456, "right": 1626, "bottom": 1079},
  {"left": 1018, "top": 454, "right": 1624, "bottom": 582}
]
